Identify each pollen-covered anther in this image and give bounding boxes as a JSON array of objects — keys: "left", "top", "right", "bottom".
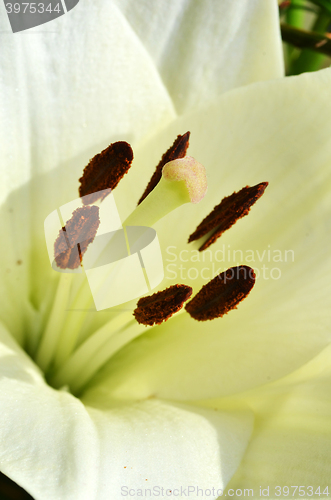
[
  {"left": 138, "top": 132, "right": 190, "bottom": 205},
  {"left": 54, "top": 205, "right": 100, "bottom": 269},
  {"left": 134, "top": 284, "right": 193, "bottom": 326},
  {"left": 162, "top": 156, "right": 208, "bottom": 204},
  {"left": 79, "top": 141, "right": 133, "bottom": 205},
  {"left": 189, "top": 182, "right": 268, "bottom": 251},
  {"left": 185, "top": 265, "right": 255, "bottom": 321}
]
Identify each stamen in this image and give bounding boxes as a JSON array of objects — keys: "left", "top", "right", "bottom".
[
  {"left": 79, "top": 141, "right": 134, "bottom": 204},
  {"left": 57, "top": 319, "right": 141, "bottom": 395},
  {"left": 35, "top": 273, "right": 73, "bottom": 372},
  {"left": 50, "top": 311, "right": 133, "bottom": 390},
  {"left": 134, "top": 284, "right": 193, "bottom": 326},
  {"left": 138, "top": 132, "right": 190, "bottom": 205},
  {"left": 54, "top": 205, "right": 100, "bottom": 269},
  {"left": 188, "top": 182, "right": 268, "bottom": 251},
  {"left": 185, "top": 265, "right": 255, "bottom": 321}
]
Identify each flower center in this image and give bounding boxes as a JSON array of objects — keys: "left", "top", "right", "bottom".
[{"left": 30, "top": 133, "right": 266, "bottom": 397}]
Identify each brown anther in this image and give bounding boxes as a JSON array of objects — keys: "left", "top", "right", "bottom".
[
  {"left": 79, "top": 141, "right": 133, "bottom": 205},
  {"left": 188, "top": 182, "right": 268, "bottom": 251},
  {"left": 54, "top": 206, "right": 100, "bottom": 269},
  {"left": 138, "top": 132, "right": 190, "bottom": 205},
  {"left": 134, "top": 284, "right": 193, "bottom": 326},
  {"left": 185, "top": 265, "right": 255, "bottom": 321}
]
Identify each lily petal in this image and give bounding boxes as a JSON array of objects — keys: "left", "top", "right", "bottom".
[
  {"left": 0, "top": 323, "right": 253, "bottom": 500},
  {"left": 115, "top": 0, "right": 284, "bottom": 113},
  {"left": 0, "top": 0, "right": 176, "bottom": 206},
  {"left": 226, "top": 345, "right": 331, "bottom": 492}
]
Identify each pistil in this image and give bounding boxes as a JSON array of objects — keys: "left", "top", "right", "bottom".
[{"left": 125, "top": 156, "right": 207, "bottom": 226}]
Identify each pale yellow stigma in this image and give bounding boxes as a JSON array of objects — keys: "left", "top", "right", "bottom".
[{"left": 162, "top": 156, "right": 208, "bottom": 204}]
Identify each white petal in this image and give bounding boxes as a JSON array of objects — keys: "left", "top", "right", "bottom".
[
  {"left": 115, "top": 0, "right": 284, "bottom": 113},
  {"left": 0, "top": 324, "right": 253, "bottom": 500},
  {"left": 84, "top": 399, "right": 253, "bottom": 500},
  {"left": 0, "top": 0, "right": 176, "bottom": 206},
  {"left": 90, "top": 69, "right": 331, "bottom": 401},
  {"left": 227, "top": 346, "right": 331, "bottom": 492}
]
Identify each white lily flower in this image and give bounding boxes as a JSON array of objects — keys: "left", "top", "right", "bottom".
[{"left": 2, "top": 1, "right": 330, "bottom": 499}]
